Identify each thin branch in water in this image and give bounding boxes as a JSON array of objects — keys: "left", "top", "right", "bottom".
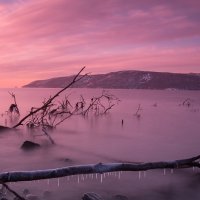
[
  {"left": 42, "top": 128, "right": 55, "bottom": 145},
  {"left": 82, "top": 91, "right": 119, "bottom": 116},
  {"left": 134, "top": 104, "right": 142, "bottom": 119}
]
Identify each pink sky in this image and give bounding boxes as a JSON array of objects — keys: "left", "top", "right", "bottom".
[{"left": 0, "top": 0, "right": 200, "bottom": 87}]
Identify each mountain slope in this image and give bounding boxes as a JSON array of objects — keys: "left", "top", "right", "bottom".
[{"left": 23, "top": 70, "right": 200, "bottom": 90}]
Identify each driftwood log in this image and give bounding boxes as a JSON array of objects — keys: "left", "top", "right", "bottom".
[{"left": 0, "top": 155, "right": 199, "bottom": 183}]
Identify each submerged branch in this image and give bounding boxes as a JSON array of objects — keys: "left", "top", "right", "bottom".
[
  {"left": 42, "top": 128, "right": 55, "bottom": 144},
  {"left": 0, "top": 155, "right": 199, "bottom": 183}
]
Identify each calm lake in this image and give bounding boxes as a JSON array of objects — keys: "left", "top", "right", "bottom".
[{"left": 0, "top": 88, "right": 200, "bottom": 200}]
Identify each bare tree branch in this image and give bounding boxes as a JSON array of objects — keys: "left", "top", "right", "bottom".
[
  {"left": 12, "top": 67, "right": 87, "bottom": 128},
  {"left": 82, "top": 91, "right": 119, "bottom": 116},
  {"left": 0, "top": 155, "right": 199, "bottom": 183}
]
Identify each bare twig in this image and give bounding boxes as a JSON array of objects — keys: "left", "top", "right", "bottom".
[
  {"left": 134, "top": 104, "right": 142, "bottom": 118},
  {"left": 0, "top": 155, "right": 199, "bottom": 183},
  {"left": 82, "top": 91, "right": 119, "bottom": 116},
  {"left": 42, "top": 128, "right": 55, "bottom": 144}
]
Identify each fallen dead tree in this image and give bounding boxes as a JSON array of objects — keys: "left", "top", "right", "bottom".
[{"left": 0, "top": 155, "right": 199, "bottom": 183}]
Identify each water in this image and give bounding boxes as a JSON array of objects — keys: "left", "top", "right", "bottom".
[{"left": 0, "top": 88, "right": 200, "bottom": 200}]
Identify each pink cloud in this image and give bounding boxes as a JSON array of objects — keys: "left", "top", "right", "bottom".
[{"left": 0, "top": 0, "right": 199, "bottom": 87}]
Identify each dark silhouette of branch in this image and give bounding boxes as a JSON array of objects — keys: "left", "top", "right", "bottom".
[
  {"left": 134, "top": 104, "right": 142, "bottom": 119},
  {"left": 0, "top": 155, "right": 199, "bottom": 183},
  {"left": 42, "top": 128, "right": 55, "bottom": 144},
  {"left": 82, "top": 91, "right": 119, "bottom": 116},
  {"left": 2, "top": 183, "right": 26, "bottom": 200},
  {"left": 53, "top": 107, "right": 81, "bottom": 127},
  {"left": 12, "top": 67, "right": 87, "bottom": 129}
]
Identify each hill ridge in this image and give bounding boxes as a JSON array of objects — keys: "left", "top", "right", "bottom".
[{"left": 23, "top": 70, "right": 200, "bottom": 90}]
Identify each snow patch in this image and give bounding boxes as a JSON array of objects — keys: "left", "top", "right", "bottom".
[{"left": 140, "top": 73, "right": 152, "bottom": 83}]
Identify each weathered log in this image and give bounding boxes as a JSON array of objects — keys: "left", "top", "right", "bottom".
[{"left": 0, "top": 155, "right": 199, "bottom": 183}]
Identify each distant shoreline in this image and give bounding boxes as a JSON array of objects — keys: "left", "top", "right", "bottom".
[{"left": 23, "top": 70, "right": 200, "bottom": 90}]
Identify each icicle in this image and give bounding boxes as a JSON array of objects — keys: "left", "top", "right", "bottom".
[
  {"left": 118, "top": 172, "right": 121, "bottom": 179},
  {"left": 170, "top": 169, "right": 174, "bottom": 174},
  {"left": 96, "top": 174, "right": 98, "bottom": 179},
  {"left": 77, "top": 175, "right": 80, "bottom": 184},
  {"left": 103, "top": 173, "right": 106, "bottom": 178},
  {"left": 163, "top": 169, "right": 166, "bottom": 175},
  {"left": 143, "top": 171, "right": 146, "bottom": 178},
  {"left": 138, "top": 171, "right": 141, "bottom": 180},
  {"left": 47, "top": 179, "right": 50, "bottom": 185},
  {"left": 57, "top": 178, "right": 60, "bottom": 187},
  {"left": 86, "top": 174, "right": 88, "bottom": 179},
  {"left": 91, "top": 174, "right": 93, "bottom": 179},
  {"left": 100, "top": 174, "right": 103, "bottom": 183},
  {"left": 81, "top": 175, "right": 84, "bottom": 181},
  {"left": 115, "top": 172, "right": 117, "bottom": 177}
]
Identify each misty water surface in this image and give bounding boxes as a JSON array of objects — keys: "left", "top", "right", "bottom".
[{"left": 0, "top": 88, "right": 200, "bottom": 200}]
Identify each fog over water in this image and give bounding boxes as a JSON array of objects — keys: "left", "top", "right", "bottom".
[{"left": 0, "top": 88, "right": 200, "bottom": 200}]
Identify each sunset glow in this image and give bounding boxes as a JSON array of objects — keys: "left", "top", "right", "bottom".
[{"left": 0, "top": 0, "right": 199, "bottom": 87}]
